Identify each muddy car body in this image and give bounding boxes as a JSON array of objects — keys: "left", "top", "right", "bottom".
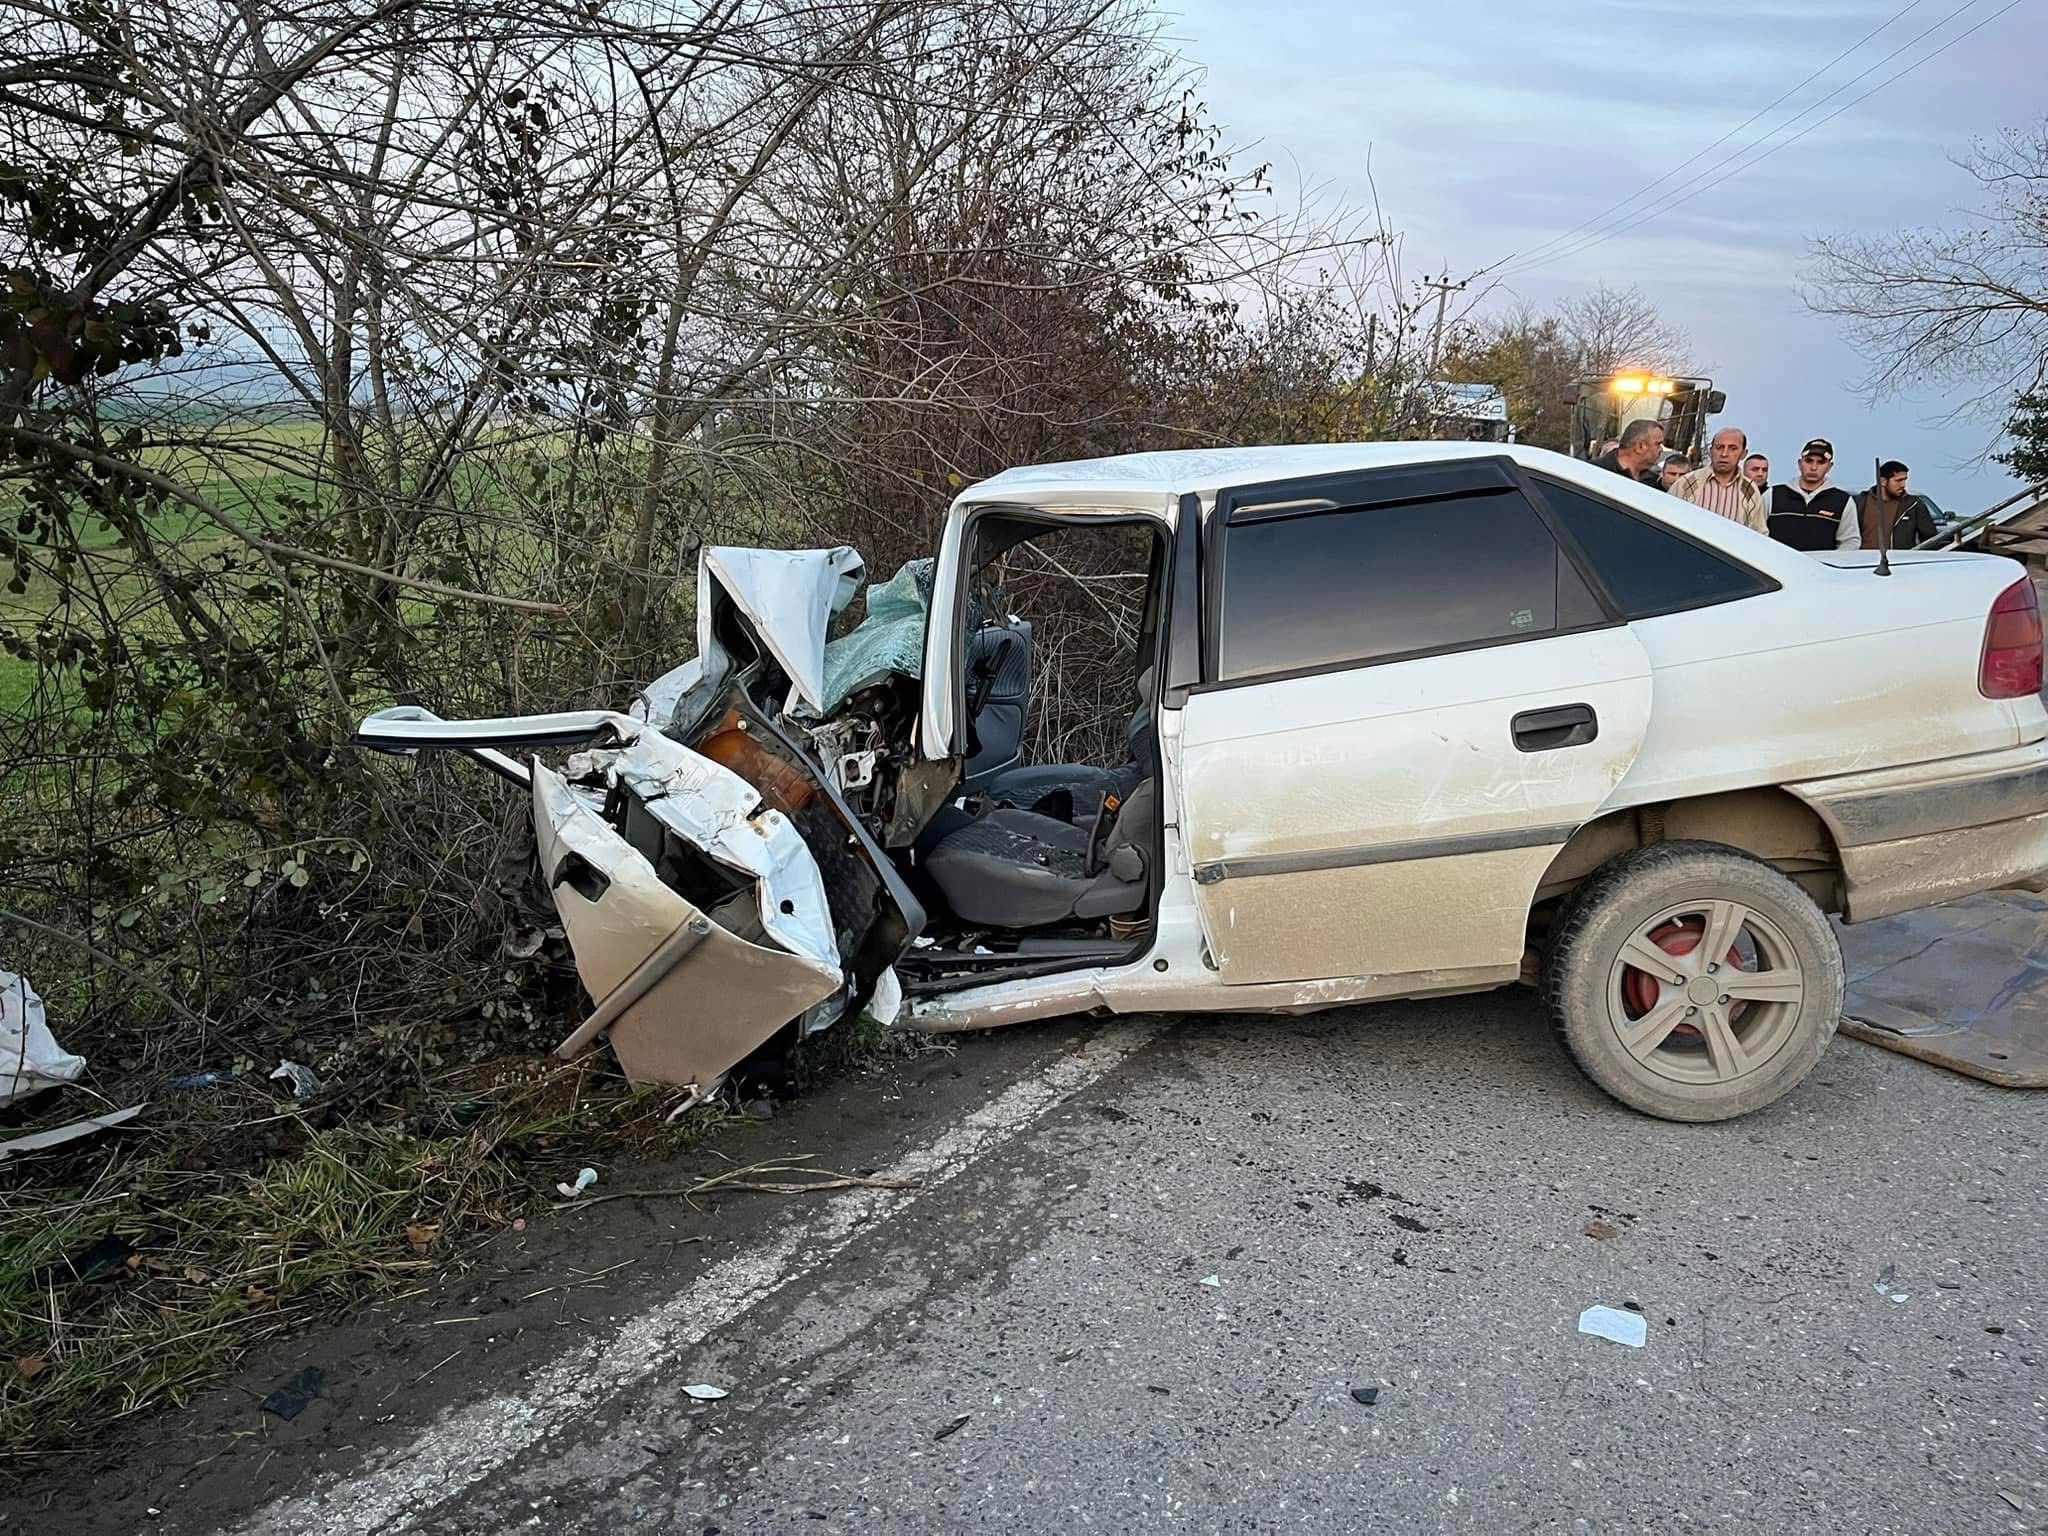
[{"left": 359, "top": 442, "right": 2048, "bottom": 1121}]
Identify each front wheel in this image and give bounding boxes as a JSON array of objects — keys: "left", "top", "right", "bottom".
[{"left": 1542, "top": 841, "right": 1843, "bottom": 1122}]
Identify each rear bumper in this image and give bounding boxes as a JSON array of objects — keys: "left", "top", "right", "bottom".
[{"left": 1788, "top": 740, "right": 2048, "bottom": 920}]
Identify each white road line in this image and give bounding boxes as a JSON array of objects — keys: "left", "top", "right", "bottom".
[{"left": 232, "top": 1020, "right": 1162, "bottom": 1536}]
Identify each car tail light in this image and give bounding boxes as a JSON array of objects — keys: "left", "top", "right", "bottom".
[{"left": 1980, "top": 575, "right": 2044, "bottom": 699}]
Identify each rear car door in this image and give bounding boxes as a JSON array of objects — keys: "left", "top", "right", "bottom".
[{"left": 1177, "top": 458, "right": 1654, "bottom": 985}]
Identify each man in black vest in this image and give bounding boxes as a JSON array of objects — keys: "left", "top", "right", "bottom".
[{"left": 1768, "top": 438, "right": 1861, "bottom": 552}]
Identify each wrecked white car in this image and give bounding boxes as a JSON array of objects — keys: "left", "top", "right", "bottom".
[{"left": 359, "top": 443, "right": 2048, "bottom": 1122}]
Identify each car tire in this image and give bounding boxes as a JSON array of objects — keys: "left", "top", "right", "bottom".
[{"left": 1542, "top": 840, "right": 1843, "bottom": 1123}]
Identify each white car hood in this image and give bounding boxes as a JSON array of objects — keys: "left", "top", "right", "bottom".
[{"left": 697, "top": 545, "right": 865, "bottom": 717}]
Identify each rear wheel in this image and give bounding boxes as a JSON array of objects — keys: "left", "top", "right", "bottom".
[{"left": 1542, "top": 841, "right": 1843, "bottom": 1122}]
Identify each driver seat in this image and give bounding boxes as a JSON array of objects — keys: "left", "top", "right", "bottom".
[
  {"left": 923, "top": 780, "right": 1155, "bottom": 928},
  {"left": 978, "top": 666, "right": 1156, "bottom": 823}
]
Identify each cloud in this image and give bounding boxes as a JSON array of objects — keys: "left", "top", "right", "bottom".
[{"left": 1168, "top": 0, "right": 2047, "bottom": 489}]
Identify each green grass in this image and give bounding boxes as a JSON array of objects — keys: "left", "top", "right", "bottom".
[
  {"left": 0, "top": 417, "right": 851, "bottom": 1464},
  {"left": 0, "top": 1069, "right": 742, "bottom": 1464},
  {"left": 0, "top": 1002, "right": 939, "bottom": 1465},
  {"left": 1, "top": 424, "right": 329, "bottom": 719}
]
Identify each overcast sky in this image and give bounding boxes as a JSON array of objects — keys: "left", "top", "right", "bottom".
[{"left": 1165, "top": 0, "right": 2044, "bottom": 506}]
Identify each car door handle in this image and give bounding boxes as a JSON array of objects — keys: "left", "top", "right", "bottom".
[{"left": 1511, "top": 703, "right": 1598, "bottom": 752}]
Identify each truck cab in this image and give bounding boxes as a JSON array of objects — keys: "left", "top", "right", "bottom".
[{"left": 1566, "top": 373, "right": 1726, "bottom": 462}]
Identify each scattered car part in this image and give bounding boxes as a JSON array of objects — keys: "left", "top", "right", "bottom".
[
  {"left": 269, "top": 1060, "right": 322, "bottom": 1100},
  {"left": 0, "top": 1104, "right": 146, "bottom": 1164},
  {"left": 1836, "top": 888, "right": 2048, "bottom": 1087}
]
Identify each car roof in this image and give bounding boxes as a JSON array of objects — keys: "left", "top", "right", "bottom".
[
  {"left": 951, "top": 440, "right": 1827, "bottom": 586},
  {"left": 958, "top": 441, "right": 1521, "bottom": 506}
]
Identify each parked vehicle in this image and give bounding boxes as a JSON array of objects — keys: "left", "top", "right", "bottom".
[
  {"left": 1423, "top": 380, "right": 1513, "bottom": 442},
  {"left": 358, "top": 442, "right": 2048, "bottom": 1122}
]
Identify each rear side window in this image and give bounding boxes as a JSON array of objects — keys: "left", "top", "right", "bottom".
[
  {"left": 1218, "top": 488, "right": 1584, "bottom": 681},
  {"left": 1535, "top": 478, "right": 1775, "bottom": 619}
]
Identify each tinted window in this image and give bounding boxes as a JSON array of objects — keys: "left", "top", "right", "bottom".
[
  {"left": 1219, "top": 489, "right": 1573, "bottom": 681},
  {"left": 1537, "top": 478, "right": 1774, "bottom": 618}
]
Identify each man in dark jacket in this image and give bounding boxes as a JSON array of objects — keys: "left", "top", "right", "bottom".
[
  {"left": 1768, "top": 438, "right": 1860, "bottom": 552},
  {"left": 1593, "top": 419, "right": 1665, "bottom": 483},
  {"left": 1856, "top": 460, "right": 1938, "bottom": 552}
]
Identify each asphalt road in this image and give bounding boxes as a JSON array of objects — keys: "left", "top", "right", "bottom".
[{"left": 31, "top": 988, "right": 2048, "bottom": 1535}]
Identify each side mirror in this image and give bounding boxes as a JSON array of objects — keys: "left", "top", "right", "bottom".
[
  {"left": 1704, "top": 390, "right": 1727, "bottom": 413},
  {"left": 1562, "top": 382, "right": 1582, "bottom": 405}
]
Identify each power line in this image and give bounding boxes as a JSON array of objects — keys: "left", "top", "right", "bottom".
[
  {"left": 1496, "top": 0, "right": 1930, "bottom": 275},
  {"left": 1499, "top": 0, "right": 2029, "bottom": 280}
]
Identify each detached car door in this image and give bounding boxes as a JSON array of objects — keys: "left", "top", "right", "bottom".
[{"left": 1178, "top": 458, "right": 1654, "bottom": 986}]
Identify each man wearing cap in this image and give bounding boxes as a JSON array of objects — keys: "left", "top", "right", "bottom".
[
  {"left": 1768, "top": 438, "right": 1860, "bottom": 551},
  {"left": 1672, "top": 426, "right": 1768, "bottom": 532},
  {"left": 1855, "top": 460, "right": 1938, "bottom": 552}
]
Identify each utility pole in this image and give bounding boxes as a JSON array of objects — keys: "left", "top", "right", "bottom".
[{"left": 1423, "top": 271, "right": 1467, "bottom": 374}]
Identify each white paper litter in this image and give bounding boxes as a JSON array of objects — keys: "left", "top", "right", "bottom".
[
  {"left": 1578, "top": 1306, "right": 1647, "bottom": 1348},
  {"left": 1, "top": 972, "right": 84, "bottom": 1106},
  {"left": 556, "top": 1166, "right": 598, "bottom": 1198},
  {"left": 1199, "top": 1274, "right": 1222, "bottom": 1288},
  {"left": 683, "top": 1383, "right": 728, "bottom": 1401},
  {"left": 869, "top": 966, "right": 904, "bottom": 1028}
]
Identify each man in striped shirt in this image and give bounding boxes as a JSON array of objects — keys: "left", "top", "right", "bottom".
[{"left": 1670, "top": 426, "right": 1768, "bottom": 533}]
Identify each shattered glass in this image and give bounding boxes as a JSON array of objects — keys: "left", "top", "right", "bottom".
[{"left": 810, "top": 558, "right": 935, "bottom": 715}]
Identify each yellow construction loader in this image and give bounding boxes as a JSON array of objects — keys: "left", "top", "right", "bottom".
[{"left": 1565, "top": 372, "right": 1725, "bottom": 461}]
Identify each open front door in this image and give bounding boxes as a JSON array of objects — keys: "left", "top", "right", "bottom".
[{"left": 1176, "top": 458, "right": 1653, "bottom": 986}]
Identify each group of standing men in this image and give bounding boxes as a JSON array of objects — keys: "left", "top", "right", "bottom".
[{"left": 1593, "top": 420, "right": 1936, "bottom": 553}]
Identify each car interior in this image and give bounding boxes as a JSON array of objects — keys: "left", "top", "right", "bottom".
[{"left": 892, "top": 515, "right": 1167, "bottom": 987}]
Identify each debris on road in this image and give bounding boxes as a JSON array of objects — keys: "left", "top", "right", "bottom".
[
  {"left": 556, "top": 1166, "right": 599, "bottom": 1199},
  {"left": 682, "top": 1384, "right": 728, "bottom": 1401},
  {"left": 1837, "top": 890, "right": 2048, "bottom": 1087},
  {"left": 554, "top": 1155, "right": 916, "bottom": 1210},
  {"left": 1578, "top": 1306, "right": 1648, "bottom": 1348},
  {"left": 2000, "top": 1490, "right": 2025, "bottom": 1511},
  {"left": 1350, "top": 1386, "right": 1380, "bottom": 1406},
  {"left": 169, "top": 1069, "right": 234, "bottom": 1091},
  {"left": 1199, "top": 1274, "right": 1222, "bottom": 1288},
  {"left": 260, "top": 1366, "right": 324, "bottom": 1421},
  {"left": 934, "top": 1413, "right": 971, "bottom": 1441},
  {"left": 0, "top": 1104, "right": 147, "bottom": 1163},
  {"left": 0, "top": 972, "right": 84, "bottom": 1105},
  {"left": 268, "top": 1060, "right": 322, "bottom": 1100},
  {"left": 1583, "top": 1220, "right": 1618, "bottom": 1240}
]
